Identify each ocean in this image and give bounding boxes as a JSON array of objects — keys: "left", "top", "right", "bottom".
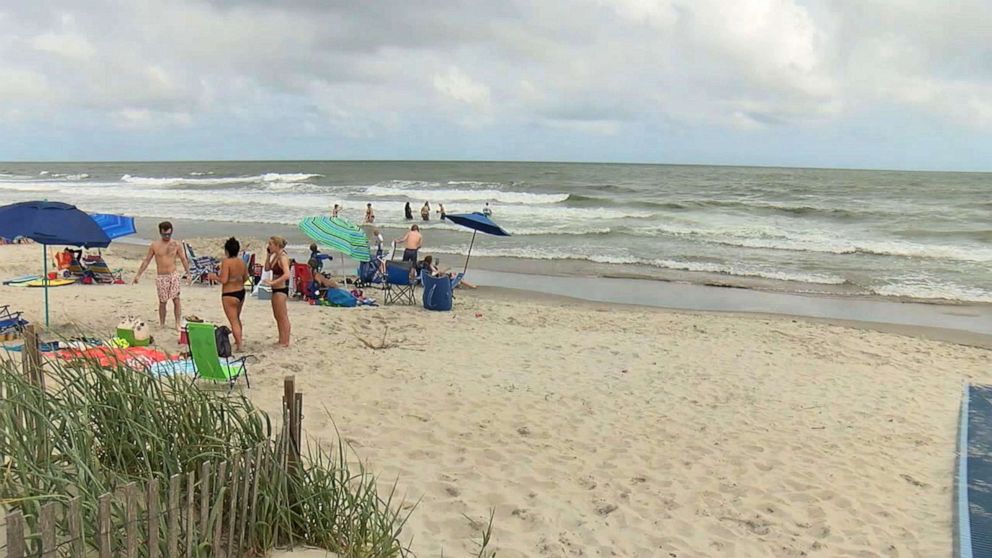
[{"left": 0, "top": 161, "right": 989, "bottom": 303}]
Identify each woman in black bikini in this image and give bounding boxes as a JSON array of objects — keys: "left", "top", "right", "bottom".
[
  {"left": 207, "top": 237, "right": 249, "bottom": 351},
  {"left": 263, "top": 236, "right": 292, "bottom": 347}
]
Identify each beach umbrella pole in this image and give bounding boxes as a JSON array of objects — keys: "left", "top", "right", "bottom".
[
  {"left": 463, "top": 230, "right": 478, "bottom": 275},
  {"left": 43, "top": 244, "right": 50, "bottom": 327}
]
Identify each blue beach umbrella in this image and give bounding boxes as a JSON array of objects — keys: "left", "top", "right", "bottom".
[
  {"left": 443, "top": 212, "right": 511, "bottom": 274},
  {"left": 298, "top": 216, "right": 371, "bottom": 263},
  {"left": 90, "top": 213, "right": 136, "bottom": 240},
  {"left": 0, "top": 201, "right": 111, "bottom": 326}
]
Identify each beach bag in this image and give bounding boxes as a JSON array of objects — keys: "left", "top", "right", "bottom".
[
  {"left": 325, "top": 289, "right": 358, "bottom": 307},
  {"left": 215, "top": 325, "right": 232, "bottom": 358},
  {"left": 358, "top": 261, "right": 378, "bottom": 283},
  {"left": 422, "top": 273, "right": 453, "bottom": 312}
]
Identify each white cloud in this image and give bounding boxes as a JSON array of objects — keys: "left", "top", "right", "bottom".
[
  {"left": 31, "top": 31, "right": 95, "bottom": 60},
  {"left": 432, "top": 67, "right": 491, "bottom": 109},
  {"left": 113, "top": 108, "right": 192, "bottom": 130}
]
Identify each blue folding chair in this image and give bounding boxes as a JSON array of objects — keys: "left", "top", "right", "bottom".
[
  {"left": 383, "top": 261, "right": 418, "bottom": 305},
  {"left": 0, "top": 305, "right": 28, "bottom": 335}
]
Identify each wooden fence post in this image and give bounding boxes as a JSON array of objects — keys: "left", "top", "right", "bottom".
[
  {"left": 68, "top": 497, "right": 84, "bottom": 558},
  {"left": 20, "top": 324, "right": 42, "bottom": 387},
  {"left": 293, "top": 392, "right": 303, "bottom": 458},
  {"left": 39, "top": 502, "right": 57, "bottom": 558},
  {"left": 247, "top": 443, "right": 265, "bottom": 552},
  {"left": 211, "top": 461, "right": 228, "bottom": 557},
  {"left": 124, "top": 482, "right": 138, "bottom": 558},
  {"left": 98, "top": 493, "right": 112, "bottom": 558},
  {"left": 226, "top": 454, "right": 242, "bottom": 557},
  {"left": 167, "top": 474, "right": 181, "bottom": 558},
  {"left": 7, "top": 509, "right": 26, "bottom": 558},
  {"left": 198, "top": 461, "right": 212, "bottom": 536},
  {"left": 185, "top": 472, "right": 195, "bottom": 558},
  {"left": 147, "top": 477, "right": 161, "bottom": 558},
  {"left": 283, "top": 376, "right": 298, "bottom": 464},
  {"left": 237, "top": 450, "right": 254, "bottom": 553}
]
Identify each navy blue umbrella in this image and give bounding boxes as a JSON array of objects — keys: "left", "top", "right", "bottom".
[
  {"left": 443, "top": 212, "right": 511, "bottom": 274},
  {"left": 90, "top": 213, "right": 136, "bottom": 240},
  {"left": 0, "top": 201, "right": 111, "bottom": 326}
]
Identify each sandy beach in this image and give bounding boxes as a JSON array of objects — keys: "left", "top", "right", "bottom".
[{"left": 2, "top": 240, "right": 991, "bottom": 557}]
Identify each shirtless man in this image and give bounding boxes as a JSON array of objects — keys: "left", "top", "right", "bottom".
[
  {"left": 133, "top": 221, "right": 190, "bottom": 332},
  {"left": 395, "top": 224, "right": 423, "bottom": 263}
]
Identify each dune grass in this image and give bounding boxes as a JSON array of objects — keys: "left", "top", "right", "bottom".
[{"left": 0, "top": 353, "right": 412, "bottom": 557}]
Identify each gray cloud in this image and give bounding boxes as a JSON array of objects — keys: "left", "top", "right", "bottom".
[{"left": 0, "top": 0, "right": 990, "bottom": 145}]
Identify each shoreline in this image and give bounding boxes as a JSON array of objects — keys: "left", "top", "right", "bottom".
[
  {"left": 124, "top": 217, "right": 992, "bottom": 344},
  {"left": 131, "top": 216, "right": 992, "bottom": 307}
]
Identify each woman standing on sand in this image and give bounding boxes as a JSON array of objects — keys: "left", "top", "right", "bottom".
[
  {"left": 206, "top": 237, "right": 248, "bottom": 351},
  {"left": 404, "top": 202, "right": 413, "bottom": 220},
  {"left": 262, "top": 236, "right": 292, "bottom": 347}
]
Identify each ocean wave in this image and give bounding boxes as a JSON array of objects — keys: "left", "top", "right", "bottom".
[
  {"left": 446, "top": 180, "right": 499, "bottom": 187},
  {"left": 120, "top": 173, "right": 322, "bottom": 187},
  {"left": 871, "top": 280, "right": 992, "bottom": 303},
  {"left": 429, "top": 246, "right": 847, "bottom": 285},
  {"left": 364, "top": 185, "right": 568, "bottom": 205},
  {"left": 625, "top": 222, "right": 992, "bottom": 263}
]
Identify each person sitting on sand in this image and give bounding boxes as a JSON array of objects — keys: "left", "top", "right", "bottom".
[
  {"left": 206, "top": 237, "right": 248, "bottom": 352},
  {"left": 421, "top": 201, "right": 430, "bottom": 221},
  {"left": 313, "top": 271, "right": 340, "bottom": 290},
  {"left": 364, "top": 203, "right": 375, "bottom": 224},
  {"left": 133, "top": 221, "right": 191, "bottom": 332},
  {"left": 395, "top": 224, "right": 423, "bottom": 263},
  {"left": 420, "top": 255, "right": 476, "bottom": 288}
]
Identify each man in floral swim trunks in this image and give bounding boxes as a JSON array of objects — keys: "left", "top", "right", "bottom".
[{"left": 133, "top": 221, "right": 190, "bottom": 332}]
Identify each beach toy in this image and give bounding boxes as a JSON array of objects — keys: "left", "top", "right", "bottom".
[{"left": 110, "top": 337, "right": 129, "bottom": 348}]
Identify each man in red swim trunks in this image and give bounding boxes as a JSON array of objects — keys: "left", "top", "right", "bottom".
[{"left": 133, "top": 221, "right": 190, "bottom": 332}]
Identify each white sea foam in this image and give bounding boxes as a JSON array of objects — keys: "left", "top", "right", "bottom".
[
  {"left": 429, "top": 245, "right": 847, "bottom": 285},
  {"left": 872, "top": 280, "right": 992, "bottom": 303},
  {"left": 120, "top": 173, "right": 321, "bottom": 187},
  {"left": 364, "top": 185, "right": 568, "bottom": 204},
  {"left": 631, "top": 221, "right": 992, "bottom": 263}
]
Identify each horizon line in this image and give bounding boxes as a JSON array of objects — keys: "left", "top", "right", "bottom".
[{"left": 1, "top": 158, "right": 989, "bottom": 174}]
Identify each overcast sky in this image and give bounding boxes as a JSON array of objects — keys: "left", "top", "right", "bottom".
[{"left": 0, "top": 1, "right": 990, "bottom": 170}]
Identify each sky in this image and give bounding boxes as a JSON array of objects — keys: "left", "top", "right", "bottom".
[{"left": 0, "top": 1, "right": 990, "bottom": 170}]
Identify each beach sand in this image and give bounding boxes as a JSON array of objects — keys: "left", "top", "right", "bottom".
[{"left": 2, "top": 241, "right": 990, "bottom": 557}]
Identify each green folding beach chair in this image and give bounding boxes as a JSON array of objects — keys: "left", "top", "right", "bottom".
[{"left": 186, "top": 322, "right": 250, "bottom": 390}]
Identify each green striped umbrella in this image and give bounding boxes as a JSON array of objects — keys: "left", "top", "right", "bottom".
[{"left": 298, "top": 216, "right": 371, "bottom": 262}]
